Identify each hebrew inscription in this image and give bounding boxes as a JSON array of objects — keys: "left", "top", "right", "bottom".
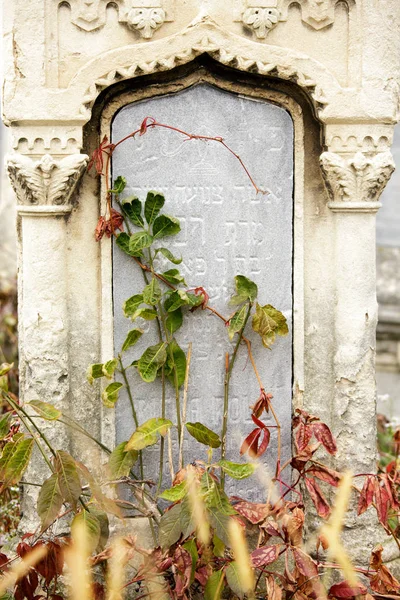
[{"left": 112, "top": 85, "right": 293, "bottom": 499}]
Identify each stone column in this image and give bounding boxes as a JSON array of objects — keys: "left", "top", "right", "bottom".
[
  {"left": 6, "top": 152, "right": 88, "bottom": 526},
  {"left": 320, "top": 142, "right": 395, "bottom": 557}
]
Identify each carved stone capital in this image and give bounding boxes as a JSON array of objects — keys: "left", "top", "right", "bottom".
[
  {"left": 320, "top": 151, "right": 395, "bottom": 213},
  {"left": 6, "top": 153, "right": 89, "bottom": 216}
]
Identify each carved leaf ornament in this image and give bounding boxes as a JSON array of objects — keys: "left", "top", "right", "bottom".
[
  {"left": 127, "top": 7, "right": 166, "bottom": 38},
  {"left": 6, "top": 154, "right": 88, "bottom": 206},
  {"left": 242, "top": 7, "right": 280, "bottom": 38}
]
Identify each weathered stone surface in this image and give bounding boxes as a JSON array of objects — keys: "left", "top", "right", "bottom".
[{"left": 112, "top": 84, "right": 293, "bottom": 498}]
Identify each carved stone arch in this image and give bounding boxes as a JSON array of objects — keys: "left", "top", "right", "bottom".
[{"left": 67, "top": 18, "right": 342, "bottom": 124}]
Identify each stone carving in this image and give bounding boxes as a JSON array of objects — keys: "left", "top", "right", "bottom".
[
  {"left": 126, "top": 7, "right": 166, "bottom": 38},
  {"left": 320, "top": 151, "right": 395, "bottom": 206},
  {"left": 300, "top": 0, "right": 335, "bottom": 30},
  {"left": 242, "top": 7, "right": 281, "bottom": 38},
  {"left": 67, "top": 0, "right": 172, "bottom": 36},
  {"left": 6, "top": 153, "right": 88, "bottom": 206}
]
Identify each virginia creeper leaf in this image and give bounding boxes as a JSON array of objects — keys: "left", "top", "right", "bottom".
[
  {"left": 311, "top": 422, "right": 337, "bottom": 455},
  {"left": 208, "top": 508, "right": 232, "bottom": 547},
  {"left": 37, "top": 474, "right": 63, "bottom": 531},
  {"left": 153, "top": 215, "right": 181, "bottom": 239},
  {"left": 54, "top": 450, "right": 82, "bottom": 509},
  {"left": 0, "top": 412, "right": 13, "bottom": 438},
  {"left": 27, "top": 400, "right": 61, "bottom": 421},
  {"left": 138, "top": 342, "right": 167, "bottom": 382},
  {"left": 71, "top": 510, "right": 101, "bottom": 553},
  {"left": 0, "top": 438, "right": 34, "bottom": 490},
  {"left": 0, "top": 363, "right": 13, "bottom": 376},
  {"left": 230, "top": 275, "right": 258, "bottom": 304},
  {"left": 145, "top": 191, "right": 165, "bottom": 225},
  {"left": 128, "top": 231, "right": 153, "bottom": 255},
  {"left": 159, "top": 481, "right": 188, "bottom": 502},
  {"left": 204, "top": 570, "right": 224, "bottom": 600},
  {"left": 121, "top": 329, "right": 143, "bottom": 352},
  {"left": 186, "top": 422, "right": 221, "bottom": 448},
  {"left": 125, "top": 417, "right": 173, "bottom": 451},
  {"left": 101, "top": 382, "right": 123, "bottom": 408},
  {"left": 251, "top": 545, "right": 280, "bottom": 568},
  {"left": 228, "top": 304, "right": 248, "bottom": 340},
  {"left": 218, "top": 460, "right": 256, "bottom": 480},
  {"left": 252, "top": 303, "right": 288, "bottom": 348},
  {"left": 159, "top": 503, "right": 183, "bottom": 549},
  {"left": 121, "top": 196, "right": 144, "bottom": 227},
  {"left": 108, "top": 442, "right": 138, "bottom": 478},
  {"left": 225, "top": 562, "right": 245, "bottom": 598}
]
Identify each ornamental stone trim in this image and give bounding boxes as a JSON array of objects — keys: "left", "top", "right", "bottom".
[
  {"left": 320, "top": 150, "right": 396, "bottom": 213},
  {"left": 6, "top": 153, "right": 89, "bottom": 213}
]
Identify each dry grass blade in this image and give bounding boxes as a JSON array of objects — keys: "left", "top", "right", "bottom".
[
  {"left": 106, "top": 538, "right": 127, "bottom": 600},
  {"left": 0, "top": 544, "right": 47, "bottom": 597},
  {"left": 65, "top": 520, "right": 94, "bottom": 600},
  {"left": 320, "top": 471, "right": 357, "bottom": 585},
  {"left": 229, "top": 519, "right": 255, "bottom": 597}
]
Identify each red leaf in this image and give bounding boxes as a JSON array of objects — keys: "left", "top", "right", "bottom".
[
  {"left": 374, "top": 480, "right": 390, "bottom": 528},
  {"left": 311, "top": 422, "right": 337, "bottom": 455},
  {"left": 295, "top": 422, "right": 312, "bottom": 452},
  {"left": 88, "top": 136, "right": 114, "bottom": 175},
  {"left": 251, "top": 544, "right": 280, "bottom": 568},
  {"left": 266, "top": 575, "right": 283, "bottom": 600},
  {"left": 251, "top": 389, "right": 272, "bottom": 417},
  {"left": 307, "top": 464, "right": 341, "bottom": 487},
  {"left": 240, "top": 428, "right": 261, "bottom": 458},
  {"left": 257, "top": 428, "right": 271, "bottom": 458},
  {"left": 194, "top": 566, "right": 209, "bottom": 586},
  {"left": 291, "top": 547, "right": 318, "bottom": 577},
  {"left": 328, "top": 581, "right": 367, "bottom": 598},
  {"left": 381, "top": 474, "right": 400, "bottom": 510},
  {"left": 104, "top": 209, "right": 124, "bottom": 238},
  {"left": 234, "top": 501, "right": 269, "bottom": 525},
  {"left": 357, "top": 475, "right": 375, "bottom": 516},
  {"left": 262, "top": 520, "right": 281, "bottom": 538},
  {"left": 304, "top": 477, "right": 331, "bottom": 518},
  {"left": 95, "top": 216, "right": 106, "bottom": 242},
  {"left": 251, "top": 414, "right": 266, "bottom": 429},
  {"left": 140, "top": 117, "right": 156, "bottom": 136}
]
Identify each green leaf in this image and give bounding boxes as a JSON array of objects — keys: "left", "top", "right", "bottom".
[
  {"left": 143, "top": 278, "right": 162, "bottom": 306},
  {"left": 165, "top": 308, "right": 183, "bottom": 335},
  {"left": 205, "top": 570, "right": 224, "bottom": 600},
  {"left": 128, "top": 307, "right": 158, "bottom": 322},
  {"left": 126, "top": 417, "right": 173, "bottom": 451},
  {"left": 145, "top": 191, "right": 165, "bottom": 225},
  {"left": 54, "top": 450, "right": 82, "bottom": 509},
  {"left": 235, "top": 275, "right": 258, "bottom": 302},
  {"left": 228, "top": 305, "right": 248, "bottom": 341},
  {"left": 87, "top": 363, "right": 104, "bottom": 385},
  {"left": 102, "top": 359, "right": 118, "bottom": 379},
  {"left": 108, "top": 442, "right": 138, "bottom": 478},
  {"left": 226, "top": 562, "right": 245, "bottom": 599},
  {"left": 121, "top": 196, "right": 144, "bottom": 227},
  {"left": 137, "top": 342, "right": 167, "bottom": 383},
  {"left": 159, "top": 502, "right": 183, "bottom": 549},
  {"left": 165, "top": 339, "right": 186, "bottom": 388},
  {"left": 156, "top": 247, "right": 182, "bottom": 265},
  {"left": 110, "top": 175, "right": 126, "bottom": 194},
  {"left": 180, "top": 497, "right": 195, "bottom": 539},
  {"left": 186, "top": 422, "right": 221, "bottom": 449},
  {"left": 218, "top": 460, "right": 257, "bottom": 480},
  {"left": 208, "top": 508, "right": 232, "bottom": 547},
  {"left": 153, "top": 215, "right": 181, "bottom": 239},
  {"left": 116, "top": 232, "right": 135, "bottom": 257},
  {"left": 27, "top": 400, "right": 62, "bottom": 421},
  {"left": 0, "top": 363, "right": 13, "bottom": 376},
  {"left": 0, "top": 438, "right": 34, "bottom": 489},
  {"left": 128, "top": 231, "right": 153, "bottom": 256},
  {"left": 212, "top": 534, "right": 225, "bottom": 558},
  {"left": 87, "top": 508, "right": 110, "bottom": 552},
  {"left": 159, "top": 481, "right": 187, "bottom": 502},
  {"left": 183, "top": 539, "right": 199, "bottom": 585},
  {"left": 102, "top": 382, "right": 123, "bottom": 408},
  {"left": 121, "top": 329, "right": 143, "bottom": 352},
  {"left": 204, "top": 481, "right": 237, "bottom": 516},
  {"left": 37, "top": 473, "right": 63, "bottom": 531},
  {"left": 252, "top": 303, "right": 289, "bottom": 348},
  {"left": 164, "top": 290, "right": 202, "bottom": 313},
  {"left": 123, "top": 295, "right": 144, "bottom": 318},
  {"left": 0, "top": 412, "right": 12, "bottom": 439},
  {"left": 162, "top": 269, "right": 186, "bottom": 286},
  {"left": 71, "top": 510, "right": 101, "bottom": 554}
]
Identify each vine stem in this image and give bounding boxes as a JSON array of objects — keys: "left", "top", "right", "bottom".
[
  {"left": 221, "top": 303, "right": 252, "bottom": 488},
  {"left": 179, "top": 343, "right": 192, "bottom": 471},
  {"left": 118, "top": 357, "right": 144, "bottom": 481}
]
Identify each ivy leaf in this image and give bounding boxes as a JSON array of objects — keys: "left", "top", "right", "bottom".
[
  {"left": 109, "top": 176, "right": 126, "bottom": 194},
  {"left": 87, "top": 363, "right": 104, "bottom": 385},
  {"left": 121, "top": 196, "right": 144, "bottom": 227},
  {"left": 156, "top": 247, "right": 182, "bottom": 265},
  {"left": 123, "top": 294, "right": 144, "bottom": 318},
  {"left": 159, "top": 481, "right": 188, "bottom": 502},
  {"left": 204, "top": 570, "right": 224, "bottom": 600},
  {"left": 102, "top": 359, "right": 118, "bottom": 379},
  {"left": 186, "top": 422, "right": 221, "bottom": 449},
  {"left": 143, "top": 278, "right": 162, "bottom": 306},
  {"left": 71, "top": 510, "right": 101, "bottom": 554},
  {"left": 0, "top": 438, "right": 34, "bottom": 490},
  {"left": 54, "top": 450, "right": 82, "bottom": 509},
  {"left": 229, "top": 275, "right": 258, "bottom": 306},
  {"left": 145, "top": 191, "right": 165, "bottom": 225},
  {"left": 125, "top": 417, "right": 173, "bottom": 451},
  {"left": 159, "top": 502, "right": 183, "bottom": 549},
  {"left": 162, "top": 269, "right": 186, "bottom": 286},
  {"left": 121, "top": 329, "right": 143, "bottom": 352},
  {"left": 165, "top": 340, "right": 186, "bottom": 388},
  {"left": 153, "top": 215, "right": 181, "bottom": 239},
  {"left": 27, "top": 400, "right": 61, "bottom": 421},
  {"left": 218, "top": 460, "right": 257, "bottom": 480},
  {"left": 252, "top": 303, "right": 288, "bottom": 348},
  {"left": 37, "top": 474, "right": 63, "bottom": 531},
  {"left": 102, "top": 382, "right": 123, "bottom": 408},
  {"left": 165, "top": 309, "right": 183, "bottom": 335},
  {"left": 228, "top": 305, "right": 248, "bottom": 341},
  {"left": 108, "top": 442, "right": 138, "bottom": 478},
  {"left": 0, "top": 412, "right": 13, "bottom": 438},
  {"left": 128, "top": 231, "right": 153, "bottom": 256},
  {"left": 138, "top": 342, "right": 167, "bottom": 382}
]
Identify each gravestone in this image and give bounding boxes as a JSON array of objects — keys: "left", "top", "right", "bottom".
[{"left": 112, "top": 84, "right": 293, "bottom": 499}]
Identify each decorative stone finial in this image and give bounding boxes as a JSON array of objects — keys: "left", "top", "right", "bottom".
[
  {"left": 320, "top": 151, "right": 395, "bottom": 212},
  {"left": 6, "top": 153, "right": 89, "bottom": 214}
]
